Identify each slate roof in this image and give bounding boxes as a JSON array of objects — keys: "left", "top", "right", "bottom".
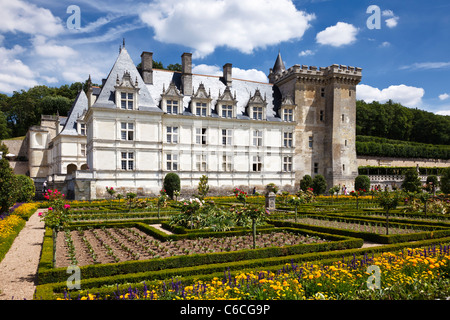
[
  {"left": 59, "top": 90, "right": 88, "bottom": 136},
  {"left": 92, "top": 47, "right": 161, "bottom": 113},
  {"left": 93, "top": 46, "right": 283, "bottom": 121},
  {"left": 148, "top": 69, "right": 280, "bottom": 121}
]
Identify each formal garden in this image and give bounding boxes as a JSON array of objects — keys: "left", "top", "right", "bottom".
[{"left": 1, "top": 169, "right": 450, "bottom": 300}]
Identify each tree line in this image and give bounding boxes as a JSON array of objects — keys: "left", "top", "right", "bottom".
[{"left": 356, "top": 100, "right": 450, "bottom": 145}]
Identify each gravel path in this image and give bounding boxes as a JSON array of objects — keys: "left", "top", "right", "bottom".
[{"left": 0, "top": 209, "right": 46, "bottom": 300}]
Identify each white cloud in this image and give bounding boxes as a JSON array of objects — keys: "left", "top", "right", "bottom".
[
  {"left": 436, "top": 110, "right": 450, "bottom": 116},
  {"left": 0, "top": 0, "right": 64, "bottom": 37},
  {"left": 385, "top": 17, "right": 399, "bottom": 28},
  {"left": 316, "top": 22, "right": 358, "bottom": 47},
  {"left": 400, "top": 62, "right": 450, "bottom": 70},
  {"left": 382, "top": 10, "right": 399, "bottom": 28},
  {"left": 32, "top": 36, "right": 78, "bottom": 60},
  {"left": 357, "top": 84, "right": 425, "bottom": 108},
  {"left": 439, "top": 93, "right": 449, "bottom": 101},
  {"left": 192, "top": 64, "right": 268, "bottom": 83},
  {"left": 380, "top": 41, "right": 391, "bottom": 47},
  {"left": 138, "top": 0, "right": 315, "bottom": 58},
  {"left": 299, "top": 49, "right": 315, "bottom": 57},
  {"left": 0, "top": 45, "right": 38, "bottom": 93}
]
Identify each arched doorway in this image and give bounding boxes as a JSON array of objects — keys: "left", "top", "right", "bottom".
[{"left": 67, "top": 164, "right": 77, "bottom": 174}]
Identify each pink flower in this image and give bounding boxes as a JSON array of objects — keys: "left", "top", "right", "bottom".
[
  {"left": 38, "top": 212, "right": 43, "bottom": 217},
  {"left": 64, "top": 204, "right": 70, "bottom": 209},
  {"left": 48, "top": 190, "right": 53, "bottom": 193},
  {"left": 48, "top": 207, "right": 53, "bottom": 211}
]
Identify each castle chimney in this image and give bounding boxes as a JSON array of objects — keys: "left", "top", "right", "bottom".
[
  {"left": 181, "top": 52, "right": 193, "bottom": 95},
  {"left": 223, "top": 63, "right": 232, "bottom": 87},
  {"left": 140, "top": 51, "right": 153, "bottom": 85}
]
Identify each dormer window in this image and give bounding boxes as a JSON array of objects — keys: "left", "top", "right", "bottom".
[
  {"left": 79, "top": 123, "right": 86, "bottom": 135},
  {"left": 121, "top": 92, "right": 134, "bottom": 110},
  {"left": 279, "top": 95, "right": 295, "bottom": 122},
  {"left": 161, "top": 81, "right": 183, "bottom": 115},
  {"left": 114, "top": 71, "right": 139, "bottom": 110},
  {"left": 191, "top": 83, "right": 212, "bottom": 117},
  {"left": 247, "top": 89, "right": 267, "bottom": 121},
  {"left": 216, "top": 86, "right": 237, "bottom": 119}
]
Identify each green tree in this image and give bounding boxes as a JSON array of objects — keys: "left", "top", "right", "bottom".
[
  {"left": 0, "top": 156, "right": 17, "bottom": 214},
  {"left": 14, "top": 175, "right": 35, "bottom": 203},
  {"left": 401, "top": 168, "right": 421, "bottom": 193},
  {"left": 163, "top": 173, "right": 180, "bottom": 199},
  {"left": 376, "top": 191, "right": 401, "bottom": 235},
  {"left": 440, "top": 167, "right": 450, "bottom": 194},
  {"left": 312, "top": 175, "right": 327, "bottom": 195},
  {"left": 355, "top": 175, "right": 370, "bottom": 192},
  {"left": 0, "top": 111, "right": 11, "bottom": 140},
  {"left": 299, "top": 175, "right": 313, "bottom": 192},
  {"left": 197, "top": 175, "right": 209, "bottom": 199}
]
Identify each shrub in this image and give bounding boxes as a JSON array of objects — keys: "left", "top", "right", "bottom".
[
  {"left": 401, "top": 168, "right": 421, "bottom": 193},
  {"left": 163, "top": 173, "right": 180, "bottom": 199},
  {"left": 15, "top": 175, "right": 36, "bottom": 202},
  {"left": 299, "top": 175, "right": 313, "bottom": 192},
  {"left": 0, "top": 157, "right": 17, "bottom": 214},
  {"left": 197, "top": 175, "right": 209, "bottom": 199},
  {"left": 441, "top": 167, "right": 450, "bottom": 194},
  {"left": 312, "top": 175, "right": 327, "bottom": 195},
  {"left": 354, "top": 175, "right": 370, "bottom": 192}
]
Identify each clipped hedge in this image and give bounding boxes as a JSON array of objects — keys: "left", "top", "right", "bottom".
[{"left": 270, "top": 219, "right": 450, "bottom": 244}]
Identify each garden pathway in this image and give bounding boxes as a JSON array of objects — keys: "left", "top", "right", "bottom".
[{"left": 0, "top": 209, "right": 46, "bottom": 300}]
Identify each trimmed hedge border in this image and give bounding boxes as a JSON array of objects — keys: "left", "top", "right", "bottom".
[
  {"left": 36, "top": 222, "right": 361, "bottom": 285},
  {"left": 35, "top": 235, "right": 450, "bottom": 300},
  {"left": 269, "top": 219, "right": 450, "bottom": 244}
]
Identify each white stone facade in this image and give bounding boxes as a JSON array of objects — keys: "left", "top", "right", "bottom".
[{"left": 25, "top": 44, "right": 362, "bottom": 200}]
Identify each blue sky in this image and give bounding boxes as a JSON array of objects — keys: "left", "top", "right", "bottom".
[{"left": 1, "top": 0, "right": 450, "bottom": 115}]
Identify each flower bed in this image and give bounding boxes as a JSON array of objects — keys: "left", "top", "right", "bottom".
[
  {"left": 54, "top": 226, "right": 328, "bottom": 268},
  {"left": 60, "top": 243, "right": 450, "bottom": 300}
]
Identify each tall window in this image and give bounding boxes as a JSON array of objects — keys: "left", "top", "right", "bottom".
[
  {"left": 196, "top": 154, "right": 207, "bottom": 171},
  {"left": 252, "top": 130, "right": 262, "bottom": 147},
  {"left": 166, "top": 154, "right": 178, "bottom": 171},
  {"left": 284, "top": 132, "right": 293, "bottom": 148},
  {"left": 222, "top": 129, "right": 232, "bottom": 145},
  {"left": 167, "top": 100, "right": 179, "bottom": 114},
  {"left": 80, "top": 144, "right": 86, "bottom": 157},
  {"left": 166, "top": 126, "right": 178, "bottom": 144},
  {"left": 252, "top": 106, "right": 263, "bottom": 120},
  {"left": 222, "top": 105, "right": 233, "bottom": 118},
  {"left": 319, "top": 110, "right": 324, "bottom": 122},
  {"left": 121, "top": 122, "right": 134, "bottom": 141},
  {"left": 196, "top": 102, "right": 207, "bottom": 117},
  {"left": 196, "top": 128, "right": 207, "bottom": 145},
  {"left": 314, "top": 162, "right": 319, "bottom": 174},
  {"left": 283, "top": 108, "right": 293, "bottom": 121},
  {"left": 252, "top": 155, "right": 262, "bottom": 172},
  {"left": 283, "top": 156, "right": 292, "bottom": 172},
  {"left": 120, "top": 92, "right": 134, "bottom": 110},
  {"left": 222, "top": 155, "right": 232, "bottom": 171},
  {"left": 121, "top": 152, "right": 134, "bottom": 170},
  {"left": 80, "top": 123, "right": 86, "bottom": 135},
  {"left": 309, "top": 136, "right": 313, "bottom": 148}
]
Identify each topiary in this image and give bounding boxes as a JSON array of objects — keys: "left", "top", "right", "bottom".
[
  {"left": 312, "top": 174, "right": 327, "bottom": 195},
  {"left": 163, "top": 173, "right": 180, "bottom": 199},
  {"left": 354, "top": 175, "right": 370, "bottom": 192}
]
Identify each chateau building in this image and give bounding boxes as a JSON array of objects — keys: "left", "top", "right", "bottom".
[{"left": 23, "top": 43, "right": 362, "bottom": 200}]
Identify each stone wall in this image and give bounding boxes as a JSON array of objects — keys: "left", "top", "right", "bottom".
[{"left": 357, "top": 156, "right": 450, "bottom": 168}]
